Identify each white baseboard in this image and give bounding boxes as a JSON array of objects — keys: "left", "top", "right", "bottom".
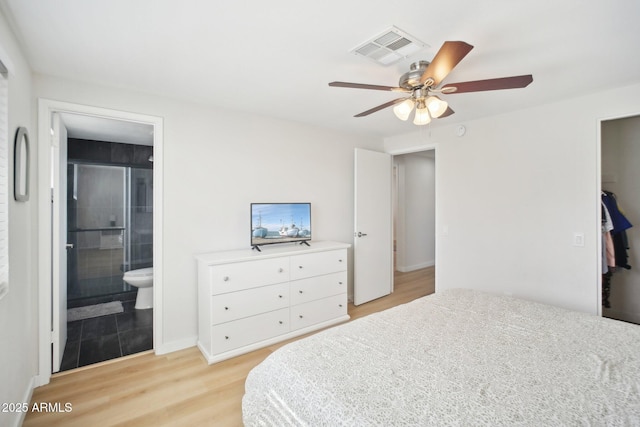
[
  {"left": 155, "top": 335, "right": 197, "bottom": 355},
  {"left": 396, "top": 260, "right": 435, "bottom": 273},
  {"left": 9, "top": 376, "right": 35, "bottom": 427}
]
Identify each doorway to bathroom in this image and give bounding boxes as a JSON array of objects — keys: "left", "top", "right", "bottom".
[
  {"left": 36, "top": 100, "right": 164, "bottom": 384},
  {"left": 62, "top": 152, "right": 154, "bottom": 371}
]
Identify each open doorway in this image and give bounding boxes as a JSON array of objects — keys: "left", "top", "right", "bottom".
[
  {"left": 61, "top": 116, "right": 155, "bottom": 370},
  {"left": 393, "top": 149, "right": 436, "bottom": 294},
  {"left": 36, "top": 100, "right": 164, "bottom": 386},
  {"left": 600, "top": 115, "right": 640, "bottom": 325}
]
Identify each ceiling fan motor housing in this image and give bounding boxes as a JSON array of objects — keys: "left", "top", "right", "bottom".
[{"left": 399, "top": 60, "right": 430, "bottom": 90}]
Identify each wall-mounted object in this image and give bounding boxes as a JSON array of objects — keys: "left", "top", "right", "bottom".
[{"left": 14, "top": 126, "right": 29, "bottom": 202}]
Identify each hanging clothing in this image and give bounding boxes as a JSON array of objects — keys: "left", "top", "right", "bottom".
[
  {"left": 601, "top": 191, "right": 633, "bottom": 308},
  {"left": 602, "top": 271, "right": 612, "bottom": 308},
  {"left": 602, "top": 201, "right": 614, "bottom": 233},
  {"left": 604, "top": 232, "right": 615, "bottom": 269},
  {"left": 602, "top": 202, "right": 615, "bottom": 273},
  {"left": 602, "top": 191, "right": 632, "bottom": 234},
  {"left": 602, "top": 191, "right": 632, "bottom": 270}
]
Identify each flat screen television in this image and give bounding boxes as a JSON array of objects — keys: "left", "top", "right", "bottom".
[{"left": 251, "top": 203, "right": 311, "bottom": 250}]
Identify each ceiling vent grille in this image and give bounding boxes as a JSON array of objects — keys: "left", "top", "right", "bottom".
[{"left": 350, "top": 26, "right": 428, "bottom": 66}]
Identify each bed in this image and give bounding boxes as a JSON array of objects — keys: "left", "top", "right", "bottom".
[{"left": 242, "top": 288, "right": 640, "bottom": 426}]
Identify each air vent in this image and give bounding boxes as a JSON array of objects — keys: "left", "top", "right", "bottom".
[{"left": 350, "top": 26, "right": 428, "bottom": 66}]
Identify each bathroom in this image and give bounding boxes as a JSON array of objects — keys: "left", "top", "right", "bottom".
[{"left": 61, "top": 130, "right": 154, "bottom": 371}]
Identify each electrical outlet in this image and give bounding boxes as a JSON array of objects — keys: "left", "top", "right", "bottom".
[{"left": 573, "top": 232, "right": 585, "bottom": 247}]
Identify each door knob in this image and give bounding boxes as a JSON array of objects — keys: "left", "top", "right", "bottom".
[
  {"left": 357, "top": 232, "right": 368, "bottom": 238},
  {"left": 65, "top": 243, "right": 74, "bottom": 250}
]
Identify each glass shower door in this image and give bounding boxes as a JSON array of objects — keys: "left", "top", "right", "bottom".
[
  {"left": 128, "top": 167, "right": 153, "bottom": 271},
  {"left": 67, "top": 163, "right": 129, "bottom": 302}
]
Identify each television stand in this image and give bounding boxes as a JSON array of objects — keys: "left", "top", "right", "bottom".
[
  {"left": 251, "top": 245, "right": 262, "bottom": 252},
  {"left": 299, "top": 241, "right": 310, "bottom": 247}
]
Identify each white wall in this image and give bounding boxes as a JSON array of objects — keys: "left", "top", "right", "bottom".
[
  {"left": 33, "top": 74, "right": 382, "bottom": 350},
  {"left": 602, "top": 116, "right": 640, "bottom": 323},
  {"left": 386, "top": 83, "right": 640, "bottom": 314},
  {"left": 0, "top": 10, "right": 38, "bottom": 427},
  {"left": 394, "top": 152, "right": 435, "bottom": 272}
]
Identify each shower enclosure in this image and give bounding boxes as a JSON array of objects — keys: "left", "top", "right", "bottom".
[{"left": 66, "top": 163, "right": 153, "bottom": 302}]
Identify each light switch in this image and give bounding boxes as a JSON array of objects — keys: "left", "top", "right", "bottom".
[{"left": 573, "top": 232, "right": 585, "bottom": 247}]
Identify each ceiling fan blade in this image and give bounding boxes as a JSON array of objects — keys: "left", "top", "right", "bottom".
[
  {"left": 329, "top": 81, "right": 409, "bottom": 92},
  {"left": 354, "top": 98, "right": 408, "bottom": 117},
  {"left": 420, "top": 41, "right": 474, "bottom": 87},
  {"left": 442, "top": 75, "right": 533, "bottom": 94},
  {"left": 439, "top": 107, "right": 455, "bottom": 118}
]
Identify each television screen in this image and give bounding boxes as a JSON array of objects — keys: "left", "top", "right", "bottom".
[{"left": 251, "top": 203, "right": 311, "bottom": 248}]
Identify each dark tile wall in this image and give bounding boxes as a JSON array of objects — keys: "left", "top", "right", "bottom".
[
  {"left": 129, "top": 168, "right": 153, "bottom": 270},
  {"left": 68, "top": 138, "right": 153, "bottom": 169}
]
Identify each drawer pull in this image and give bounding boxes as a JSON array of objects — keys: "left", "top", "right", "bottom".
[
  {"left": 339, "top": 304, "right": 343, "bottom": 307},
  {"left": 279, "top": 320, "right": 283, "bottom": 324},
  {"left": 299, "top": 315, "right": 303, "bottom": 319},
  {"left": 299, "top": 290, "right": 303, "bottom": 294},
  {"left": 278, "top": 294, "right": 283, "bottom": 298},
  {"left": 339, "top": 281, "right": 343, "bottom": 285},
  {"left": 278, "top": 268, "right": 284, "bottom": 273},
  {"left": 223, "top": 276, "right": 230, "bottom": 282},
  {"left": 339, "top": 259, "right": 343, "bottom": 262},
  {"left": 224, "top": 307, "right": 229, "bottom": 310},
  {"left": 225, "top": 336, "right": 229, "bottom": 340},
  {"left": 298, "top": 265, "right": 303, "bottom": 269}
]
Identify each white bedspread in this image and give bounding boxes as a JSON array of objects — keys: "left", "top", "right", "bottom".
[{"left": 242, "top": 289, "right": 640, "bottom": 426}]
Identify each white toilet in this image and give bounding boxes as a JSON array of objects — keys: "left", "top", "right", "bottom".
[{"left": 123, "top": 267, "right": 153, "bottom": 309}]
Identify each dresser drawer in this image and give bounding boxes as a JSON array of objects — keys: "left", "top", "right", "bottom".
[
  {"left": 290, "top": 271, "right": 347, "bottom": 305},
  {"left": 211, "top": 308, "right": 290, "bottom": 354},
  {"left": 290, "top": 294, "right": 347, "bottom": 331},
  {"left": 290, "top": 249, "right": 347, "bottom": 280},
  {"left": 209, "top": 257, "right": 289, "bottom": 295},
  {"left": 212, "top": 282, "right": 289, "bottom": 325}
]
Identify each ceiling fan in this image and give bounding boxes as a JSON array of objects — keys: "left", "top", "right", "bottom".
[{"left": 329, "top": 41, "right": 533, "bottom": 125}]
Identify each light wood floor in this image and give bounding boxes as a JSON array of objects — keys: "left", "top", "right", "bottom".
[{"left": 24, "top": 267, "right": 434, "bottom": 427}]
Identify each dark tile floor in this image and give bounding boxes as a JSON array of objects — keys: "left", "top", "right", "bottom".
[{"left": 61, "top": 297, "right": 153, "bottom": 372}]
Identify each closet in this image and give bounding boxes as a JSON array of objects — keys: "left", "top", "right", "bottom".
[{"left": 601, "top": 115, "right": 640, "bottom": 324}]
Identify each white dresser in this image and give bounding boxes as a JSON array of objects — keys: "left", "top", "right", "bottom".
[{"left": 196, "top": 241, "right": 350, "bottom": 364}]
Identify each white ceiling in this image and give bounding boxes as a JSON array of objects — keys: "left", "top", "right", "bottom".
[
  {"left": 59, "top": 113, "right": 154, "bottom": 145},
  {"left": 2, "top": 0, "right": 639, "bottom": 139}
]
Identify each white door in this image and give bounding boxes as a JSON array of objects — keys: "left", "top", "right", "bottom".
[
  {"left": 51, "top": 113, "right": 68, "bottom": 372},
  {"left": 354, "top": 148, "right": 393, "bottom": 305}
]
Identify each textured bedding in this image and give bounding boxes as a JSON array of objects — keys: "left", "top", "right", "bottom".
[{"left": 242, "top": 289, "right": 640, "bottom": 426}]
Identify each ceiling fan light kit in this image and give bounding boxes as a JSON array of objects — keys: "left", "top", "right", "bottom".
[
  {"left": 426, "top": 96, "right": 448, "bottom": 118},
  {"left": 393, "top": 94, "right": 447, "bottom": 125},
  {"left": 393, "top": 99, "right": 415, "bottom": 121},
  {"left": 330, "top": 40, "right": 533, "bottom": 126},
  {"left": 413, "top": 101, "right": 431, "bottom": 125}
]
